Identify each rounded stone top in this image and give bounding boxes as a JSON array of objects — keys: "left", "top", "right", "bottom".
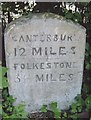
[{"left": 5, "top": 12, "right": 86, "bottom": 34}]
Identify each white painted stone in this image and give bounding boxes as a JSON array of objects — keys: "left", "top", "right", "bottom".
[{"left": 4, "top": 13, "right": 86, "bottom": 112}]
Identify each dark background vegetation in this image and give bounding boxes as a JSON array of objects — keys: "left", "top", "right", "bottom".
[{"left": 1, "top": 2, "right": 91, "bottom": 119}]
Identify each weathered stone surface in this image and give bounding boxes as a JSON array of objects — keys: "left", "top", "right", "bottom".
[{"left": 4, "top": 13, "right": 86, "bottom": 112}]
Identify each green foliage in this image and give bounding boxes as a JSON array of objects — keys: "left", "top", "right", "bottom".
[
  {"left": 85, "top": 95, "right": 91, "bottom": 111},
  {"left": 2, "top": 95, "right": 28, "bottom": 119},
  {"left": 3, "top": 103, "right": 27, "bottom": 119},
  {"left": 41, "top": 102, "right": 61, "bottom": 119},
  {"left": 82, "top": 84, "right": 90, "bottom": 96},
  {"left": 70, "top": 94, "right": 91, "bottom": 119},
  {"left": 1, "top": 2, "right": 36, "bottom": 22},
  {"left": 65, "top": 10, "right": 73, "bottom": 19},
  {"left": 70, "top": 95, "right": 85, "bottom": 114},
  {"left": 70, "top": 114, "right": 79, "bottom": 120},
  {"left": 41, "top": 105, "right": 47, "bottom": 113},
  {"left": 85, "top": 42, "right": 91, "bottom": 70},
  {"left": 62, "top": 112, "right": 68, "bottom": 119},
  {"left": 10, "top": 103, "right": 27, "bottom": 118},
  {"left": 86, "top": 62, "right": 91, "bottom": 70},
  {"left": 50, "top": 102, "right": 61, "bottom": 119},
  {"left": 73, "top": 12, "right": 82, "bottom": 22},
  {"left": 65, "top": 10, "right": 82, "bottom": 23},
  {"left": 0, "top": 66, "right": 9, "bottom": 89},
  {"left": 0, "top": 66, "right": 28, "bottom": 119},
  {"left": 3, "top": 95, "right": 16, "bottom": 113},
  {"left": 40, "top": 94, "right": 90, "bottom": 119},
  {"left": 0, "top": 105, "right": 2, "bottom": 115}
]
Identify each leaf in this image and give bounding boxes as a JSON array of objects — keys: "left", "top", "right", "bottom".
[
  {"left": 14, "top": 102, "right": 26, "bottom": 112},
  {"left": 0, "top": 66, "right": 8, "bottom": 77},
  {"left": 70, "top": 114, "right": 78, "bottom": 119},
  {"left": 85, "top": 95, "right": 91, "bottom": 110},
  {"left": 0, "top": 105, "right": 2, "bottom": 115},
  {"left": 50, "top": 102, "right": 57, "bottom": 110},
  {"left": 86, "top": 42, "right": 90, "bottom": 51},
  {"left": 50, "top": 102, "right": 61, "bottom": 119},
  {"left": 54, "top": 108, "right": 61, "bottom": 119},
  {"left": 71, "top": 103, "right": 77, "bottom": 113},
  {"left": 0, "top": 77, "right": 9, "bottom": 89},
  {"left": 86, "top": 63, "right": 91, "bottom": 70},
  {"left": 63, "top": 112, "right": 67, "bottom": 118},
  {"left": 2, "top": 89, "right": 8, "bottom": 99},
  {"left": 0, "top": 66, "right": 9, "bottom": 89},
  {"left": 73, "top": 12, "right": 82, "bottom": 22},
  {"left": 65, "top": 12, "right": 73, "bottom": 19},
  {"left": 7, "top": 96, "right": 16, "bottom": 103},
  {"left": 13, "top": 102, "right": 27, "bottom": 118},
  {"left": 41, "top": 105, "right": 47, "bottom": 113},
  {"left": 2, "top": 77, "right": 9, "bottom": 88}
]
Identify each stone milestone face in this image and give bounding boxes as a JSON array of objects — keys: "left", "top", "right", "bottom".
[{"left": 4, "top": 13, "right": 86, "bottom": 112}]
